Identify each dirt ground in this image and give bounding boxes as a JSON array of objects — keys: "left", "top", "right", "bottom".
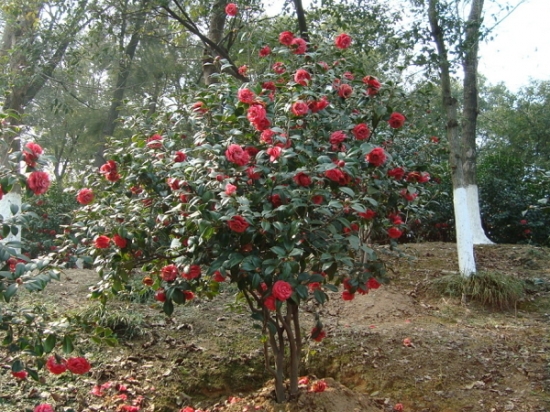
[{"left": 1, "top": 242, "right": 549, "bottom": 412}]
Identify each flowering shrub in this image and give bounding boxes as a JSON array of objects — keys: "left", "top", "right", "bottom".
[{"left": 68, "top": 30, "right": 435, "bottom": 402}]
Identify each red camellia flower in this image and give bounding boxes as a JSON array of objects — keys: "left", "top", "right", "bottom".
[
  {"left": 400, "top": 189, "right": 418, "bottom": 202},
  {"left": 76, "top": 188, "right": 94, "bottom": 205},
  {"left": 311, "top": 195, "right": 324, "bottom": 205},
  {"left": 228, "top": 215, "right": 249, "bottom": 233},
  {"left": 183, "top": 264, "right": 201, "bottom": 280},
  {"left": 94, "top": 235, "right": 110, "bottom": 249},
  {"left": 269, "top": 194, "right": 282, "bottom": 208},
  {"left": 212, "top": 271, "right": 226, "bottom": 282},
  {"left": 27, "top": 171, "right": 51, "bottom": 195},
  {"left": 23, "top": 142, "right": 44, "bottom": 167},
  {"left": 238, "top": 65, "right": 248, "bottom": 76},
  {"left": 259, "top": 45, "right": 271, "bottom": 57},
  {"left": 387, "top": 227, "right": 403, "bottom": 239},
  {"left": 225, "top": 3, "right": 238, "bottom": 16},
  {"left": 112, "top": 234, "right": 127, "bottom": 248},
  {"left": 262, "top": 81, "right": 276, "bottom": 91},
  {"left": 329, "top": 130, "right": 347, "bottom": 145},
  {"left": 46, "top": 356, "right": 67, "bottom": 375},
  {"left": 225, "top": 144, "right": 250, "bottom": 166},
  {"left": 367, "top": 278, "right": 381, "bottom": 290},
  {"left": 267, "top": 146, "right": 282, "bottom": 162},
  {"left": 272, "top": 62, "right": 286, "bottom": 74},
  {"left": 310, "top": 380, "right": 328, "bottom": 393},
  {"left": 246, "top": 104, "right": 267, "bottom": 123},
  {"left": 363, "top": 75, "right": 381, "bottom": 96},
  {"left": 191, "top": 101, "right": 208, "bottom": 114},
  {"left": 388, "top": 112, "right": 406, "bottom": 128},
  {"left": 67, "top": 357, "right": 91, "bottom": 374},
  {"left": 238, "top": 88, "right": 256, "bottom": 104},
  {"left": 358, "top": 209, "right": 376, "bottom": 219},
  {"left": 161, "top": 264, "right": 179, "bottom": 282},
  {"left": 366, "top": 147, "right": 387, "bottom": 167},
  {"left": 311, "top": 327, "right": 326, "bottom": 342},
  {"left": 290, "top": 37, "right": 307, "bottom": 54},
  {"left": 352, "top": 123, "right": 371, "bottom": 140},
  {"left": 0, "top": 184, "right": 4, "bottom": 201},
  {"left": 325, "top": 168, "right": 350, "bottom": 185},
  {"left": 225, "top": 183, "right": 237, "bottom": 195},
  {"left": 264, "top": 295, "right": 276, "bottom": 311},
  {"left": 291, "top": 100, "right": 309, "bottom": 116},
  {"left": 279, "top": 31, "right": 294, "bottom": 45},
  {"left": 246, "top": 166, "right": 261, "bottom": 180},
  {"left": 338, "top": 83, "right": 353, "bottom": 98},
  {"left": 342, "top": 290, "right": 354, "bottom": 301},
  {"left": 272, "top": 280, "right": 293, "bottom": 301},
  {"left": 154, "top": 289, "right": 166, "bottom": 302},
  {"left": 174, "top": 151, "right": 187, "bottom": 162},
  {"left": 387, "top": 167, "right": 405, "bottom": 180},
  {"left": 146, "top": 134, "right": 163, "bottom": 149},
  {"left": 34, "top": 404, "right": 54, "bottom": 412},
  {"left": 293, "top": 172, "right": 312, "bottom": 187},
  {"left": 394, "top": 403, "right": 404, "bottom": 411},
  {"left": 12, "top": 370, "right": 28, "bottom": 379},
  {"left": 294, "top": 69, "right": 311, "bottom": 86},
  {"left": 334, "top": 33, "right": 352, "bottom": 49},
  {"left": 183, "top": 290, "right": 195, "bottom": 300}
]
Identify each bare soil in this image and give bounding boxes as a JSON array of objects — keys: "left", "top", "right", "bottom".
[{"left": 2, "top": 242, "right": 549, "bottom": 412}]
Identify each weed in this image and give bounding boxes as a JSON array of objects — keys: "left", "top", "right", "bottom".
[
  {"left": 74, "top": 303, "right": 146, "bottom": 340},
  {"left": 427, "top": 271, "right": 525, "bottom": 310}
]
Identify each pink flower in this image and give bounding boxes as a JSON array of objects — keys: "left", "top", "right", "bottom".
[
  {"left": 294, "top": 69, "right": 311, "bottom": 86},
  {"left": 46, "top": 356, "right": 67, "bottom": 375},
  {"left": 228, "top": 215, "right": 249, "bottom": 233},
  {"left": 291, "top": 100, "right": 309, "bottom": 116},
  {"left": 94, "top": 235, "right": 111, "bottom": 249},
  {"left": 290, "top": 37, "right": 307, "bottom": 54},
  {"left": 259, "top": 45, "right": 271, "bottom": 57},
  {"left": 272, "top": 280, "right": 293, "bottom": 301},
  {"left": 34, "top": 405, "right": 54, "bottom": 412},
  {"left": 76, "top": 188, "right": 94, "bottom": 205},
  {"left": 67, "top": 357, "right": 91, "bottom": 374},
  {"left": 334, "top": 33, "right": 352, "bottom": 49},
  {"left": 225, "top": 183, "right": 237, "bottom": 196},
  {"left": 264, "top": 295, "right": 276, "bottom": 311},
  {"left": 174, "top": 151, "right": 187, "bottom": 162},
  {"left": 112, "top": 234, "right": 127, "bottom": 248},
  {"left": 365, "top": 147, "right": 387, "bottom": 167},
  {"left": 388, "top": 112, "right": 406, "bottom": 128},
  {"left": 147, "top": 134, "right": 163, "bottom": 149},
  {"left": 338, "top": 83, "right": 353, "bottom": 98},
  {"left": 279, "top": 31, "right": 294, "bottom": 46},
  {"left": 225, "top": 3, "right": 238, "bottom": 16},
  {"left": 191, "top": 101, "right": 208, "bottom": 114},
  {"left": 225, "top": 144, "right": 250, "bottom": 166},
  {"left": 387, "top": 227, "right": 403, "bottom": 239},
  {"left": 293, "top": 172, "right": 312, "bottom": 187},
  {"left": 161, "top": 264, "right": 179, "bottom": 282},
  {"left": 27, "top": 171, "right": 50, "bottom": 195},
  {"left": 266, "top": 146, "right": 282, "bottom": 162},
  {"left": 272, "top": 62, "right": 286, "bottom": 74},
  {"left": 402, "top": 338, "right": 412, "bottom": 347},
  {"left": 238, "top": 88, "right": 256, "bottom": 104},
  {"left": 238, "top": 65, "right": 248, "bottom": 76},
  {"left": 352, "top": 123, "right": 371, "bottom": 140}
]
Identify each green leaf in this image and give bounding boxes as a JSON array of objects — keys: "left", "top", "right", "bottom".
[
  {"left": 9, "top": 203, "right": 19, "bottom": 215},
  {"left": 163, "top": 299, "right": 174, "bottom": 316},
  {"left": 3, "top": 284, "right": 17, "bottom": 302},
  {"left": 62, "top": 335, "right": 74, "bottom": 354},
  {"left": 270, "top": 246, "right": 286, "bottom": 257},
  {"left": 11, "top": 359, "right": 24, "bottom": 372},
  {"left": 313, "top": 289, "right": 327, "bottom": 304},
  {"left": 339, "top": 187, "right": 355, "bottom": 197}
]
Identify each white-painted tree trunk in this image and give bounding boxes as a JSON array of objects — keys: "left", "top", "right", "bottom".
[
  {"left": 453, "top": 187, "right": 476, "bottom": 276},
  {"left": 465, "top": 184, "right": 493, "bottom": 245},
  {"left": 0, "top": 192, "right": 22, "bottom": 251}
]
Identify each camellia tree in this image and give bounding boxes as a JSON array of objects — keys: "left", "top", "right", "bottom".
[{"left": 67, "top": 27, "right": 435, "bottom": 403}]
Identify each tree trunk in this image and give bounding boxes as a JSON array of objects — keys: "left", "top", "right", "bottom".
[
  {"left": 95, "top": 0, "right": 149, "bottom": 166},
  {"left": 461, "top": 0, "right": 492, "bottom": 245},
  {"left": 202, "top": 0, "right": 228, "bottom": 85},
  {"left": 428, "top": 0, "right": 476, "bottom": 276}
]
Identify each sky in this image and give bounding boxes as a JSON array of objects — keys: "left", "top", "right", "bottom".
[
  {"left": 265, "top": 0, "right": 549, "bottom": 92},
  {"left": 478, "top": 0, "right": 550, "bottom": 91}
]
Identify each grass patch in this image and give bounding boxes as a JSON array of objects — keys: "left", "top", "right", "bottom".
[
  {"left": 73, "top": 302, "right": 146, "bottom": 340},
  {"left": 427, "top": 271, "right": 525, "bottom": 309}
]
